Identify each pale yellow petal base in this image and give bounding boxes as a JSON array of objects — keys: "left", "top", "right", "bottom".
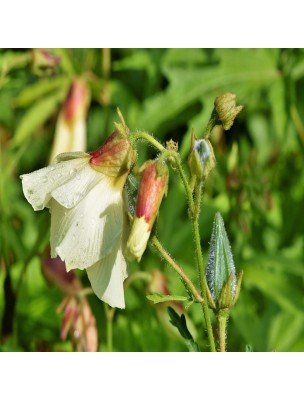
[{"left": 126, "top": 216, "right": 151, "bottom": 262}]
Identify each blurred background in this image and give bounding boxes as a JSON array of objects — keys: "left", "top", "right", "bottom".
[{"left": 0, "top": 48, "right": 303, "bottom": 352}]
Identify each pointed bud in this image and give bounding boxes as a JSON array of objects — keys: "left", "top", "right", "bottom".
[
  {"left": 206, "top": 212, "right": 242, "bottom": 310},
  {"left": 126, "top": 160, "right": 169, "bottom": 262},
  {"left": 49, "top": 78, "right": 90, "bottom": 162},
  {"left": 31, "top": 48, "right": 61, "bottom": 75},
  {"left": 188, "top": 130, "right": 216, "bottom": 182},
  {"left": 214, "top": 93, "right": 243, "bottom": 130}
]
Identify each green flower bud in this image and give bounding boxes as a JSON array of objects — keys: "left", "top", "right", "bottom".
[
  {"left": 214, "top": 93, "right": 243, "bottom": 131},
  {"left": 205, "top": 212, "right": 242, "bottom": 310},
  {"left": 188, "top": 130, "right": 216, "bottom": 182}
]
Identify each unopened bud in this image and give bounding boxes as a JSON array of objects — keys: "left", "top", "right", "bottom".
[
  {"left": 205, "top": 212, "right": 242, "bottom": 310},
  {"left": 214, "top": 93, "right": 243, "bottom": 131},
  {"left": 126, "top": 160, "right": 169, "bottom": 262},
  {"left": 31, "top": 48, "right": 61, "bottom": 75},
  {"left": 188, "top": 130, "right": 216, "bottom": 182},
  {"left": 49, "top": 78, "right": 89, "bottom": 162}
]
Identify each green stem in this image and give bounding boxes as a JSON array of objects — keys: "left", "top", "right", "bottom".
[
  {"left": 194, "top": 181, "right": 203, "bottom": 219},
  {"left": 175, "top": 161, "right": 196, "bottom": 217},
  {"left": 204, "top": 111, "right": 217, "bottom": 138},
  {"left": 151, "top": 236, "right": 203, "bottom": 304},
  {"left": 132, "top": 131, "right": 166, "bottom": 153},
  {"left": 104, "top": 303, "right": 114, "bottom": 352},
  {"left": 193, "top": 217, "right": 216, "bottom": 352},
  {"left": 217, "top": 309, "right": 229, "bottom": 352},
  {"left": 175, "top": 165, "right": 216, "bottom": 351},
  {"left": 102, "top": 48, "right": 111, "bottom": 134}
]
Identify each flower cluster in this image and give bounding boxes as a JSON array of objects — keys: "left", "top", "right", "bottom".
[
  {"left": 20, "top": 114, "right": 168, "bottom": 309},
  {"left": 21, "top": 119, "right": 137, "bottom": 308}
]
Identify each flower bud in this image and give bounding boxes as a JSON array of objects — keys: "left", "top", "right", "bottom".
[
  {"left": 126, "top": 160, "right": 169, "bottom": 262},
  {"left": 205, "top": 212, "right": 243, "bottom": 310},
  {"left": 49, "top": 78, "right": 89, "bottom": 162},
  {"left": 214, "top": 93, "right": 243, "bottom": 130},
  {"left": 188, "top": 130, "right": 216, "bottom": 182},
  {"left": 31, "top": 48, "right": 61, "bottom": 75}
]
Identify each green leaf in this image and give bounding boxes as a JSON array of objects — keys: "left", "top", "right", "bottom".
[
  {"left": 13, "top": 89, "right": 68, "bottom": 146},
  {"left": 137, "top": 49, "right": 280, "bottom": 132},
  {"left": 167, "top": 307, "right": 200, "bottom": 351},
  {"left": 0, "top": 51, "right": 30, "bottom": 75},
  {"left": 15, "top": 76, "right": 70, "bottom": 107},
  {"left": 146, "top": 293, "right": 188, "bottom": 304}
]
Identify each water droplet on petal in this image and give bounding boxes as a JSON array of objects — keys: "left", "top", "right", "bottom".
[
  {"left": 42, "top": 176, "right": 48, "bottom": 183},
  {"left": 69, "top": 168, "right": 77, "bottom": 176}
]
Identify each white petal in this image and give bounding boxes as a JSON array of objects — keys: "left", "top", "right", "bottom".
[
  {"left": 50, "top": 177, "right": 123, "bottom": 270},
  {"left": 86, "top": 243, "right": 127, "bottom": 308},
  {"left": 126, "top": 216, "right": 151, "bottom": 262},
  {"left": 51, "top": 164, "right": 103, "bottom": 209},
  {"left": 20, "top": 155, "right": 90, "bottom": 211}
]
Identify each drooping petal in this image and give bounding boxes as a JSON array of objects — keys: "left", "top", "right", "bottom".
[
  {"left": 51, "top": 164, "right": 103, "bottom": 209},
  {"left": 20, "top": 155, "right": 90, "bottom": 211},
  {"left": 50, "top": 176, "right": 123, "bottom": 270},
  {"left": 86, "top": 242, "right": 127, "bottom": 309}
]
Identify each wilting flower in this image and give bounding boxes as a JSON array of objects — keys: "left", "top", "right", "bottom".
[
  {"left": 43, "top": 255, "right": 98, "bottom": 351},
  {"left": 126, "top": 159, "right": 169, "bottom": 262},
  {"left": 21, "top": 119, "right": 136, "bottom": 308},
  {"left": 49, "top": 78, "right": 89, "bottom": 162}
]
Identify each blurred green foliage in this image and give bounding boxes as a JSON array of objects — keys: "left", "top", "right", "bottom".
[{"left": 0, "top": 48, "right": 303, "bottom": 351}]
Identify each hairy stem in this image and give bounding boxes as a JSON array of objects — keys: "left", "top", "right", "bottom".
[
  {"left": 217, "top": 309, "right": 229, "bottom": 352},
  {"left": 175, "top": 164, "right": 216, "bottom": 352},
  {"left": 151, "top": 236, "right": 203, "bottom": 304},
  {"left": 132, "top": 131, "right": 166, "bottom": 153}
]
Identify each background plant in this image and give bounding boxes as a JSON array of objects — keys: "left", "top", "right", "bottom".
[{"left": 0, "top": 48, "right": 303, "bottom": 351}]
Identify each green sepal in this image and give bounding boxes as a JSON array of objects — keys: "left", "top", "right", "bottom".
[
  {"left": 205, "top": 280, "right": 216, "bottom": 309},
  {"left": 232, "top": 270, "right": 243, "bottom": 306},
  {"left": 218, "top": 272, "right": 234, "bottom": 309},
  {"left": 188, "top": 129, "right": 216, "bottom": 182},
  {"left": 146, "top": 293, "right": 188, "bottom": 304},
  {"left": 167, "top": 307, "right": 200, "bottom": 352}
]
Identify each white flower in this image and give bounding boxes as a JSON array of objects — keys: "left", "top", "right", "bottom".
[{"left": 20, "top": 127, "right": 136, "bottom": 308}]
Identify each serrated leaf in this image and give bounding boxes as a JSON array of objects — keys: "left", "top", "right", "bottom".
[
  {"left": 13, "top": 89, "right": 67, "bottom": 146},
  {"left": 146, "top": 293, "right": 188, "bottom": 304},
  {"left": 167, "top": 307, "right": 200, "bottom": 351}
]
